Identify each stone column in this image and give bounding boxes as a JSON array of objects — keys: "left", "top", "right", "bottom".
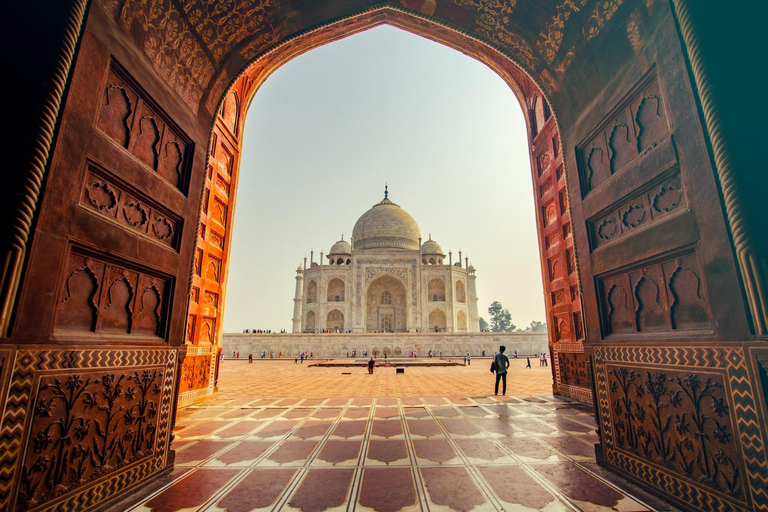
[{"left": 293, "top": 267, "right": 304, "bottom": 333}]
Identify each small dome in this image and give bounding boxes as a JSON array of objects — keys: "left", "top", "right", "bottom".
[
  {"left": 329, "top": 238, "right": 351, "bottom": 255},
  {"left": 352, "top": 189, "right": 420, "bottom": 251},
  {"left": 467, "top": 265, "right": 476, "bottom": 273},
  {"left": 421, "top": 235, "right": 444, "bottom": 255}
]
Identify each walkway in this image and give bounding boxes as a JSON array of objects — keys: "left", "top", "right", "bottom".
[{"left": 124, "top": 361, "right": 675, "bottom": 512}]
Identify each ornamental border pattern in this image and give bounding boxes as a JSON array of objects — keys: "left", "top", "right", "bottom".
[
  {"left": 365, "top": 267, "right": 409, "bottom": 285},
  {"left": 593, "top": 345, "right": 768, "bottom": 511},
  {"left": 0, "top": 347, "right": 177, "bottom": 511}
]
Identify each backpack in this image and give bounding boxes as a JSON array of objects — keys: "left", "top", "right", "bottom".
[{"left": 490, "top": 360, "right": 497, "bottom": 373}]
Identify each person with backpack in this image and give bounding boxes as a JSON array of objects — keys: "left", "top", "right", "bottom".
[{"left": 491, "top": 345, "right": 510, "bottom": 395}]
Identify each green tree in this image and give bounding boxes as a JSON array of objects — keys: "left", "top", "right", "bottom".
[
  {"left": 479, "top": 317, "right": 489, "bottom": 331},
  {"left": 488, "top": 301, "right": 515, "bottom": 332},
  {"left": 527, "top": 320, "right": 547, "bottom": 332}
]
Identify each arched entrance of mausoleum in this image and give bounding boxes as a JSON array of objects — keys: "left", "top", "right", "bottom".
[
  {"left": 366, "top": 274, "right": 408, "bottom": 333},
  {"left": 4, "top": 2, "right": 764, "bottom": 511}
]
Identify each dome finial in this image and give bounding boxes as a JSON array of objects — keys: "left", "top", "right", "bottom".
[
  {"left": 429, "top": 233, "right": 432, "bottom": 240},
  {"left": 341, "top": 234, "right": 343, "bottom": 240},
  {"left": 384, "top": 183, "right": 388, "bottom": 199}
]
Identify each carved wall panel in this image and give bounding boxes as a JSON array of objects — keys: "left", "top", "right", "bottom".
[
  {"left": 528, "top": 94, "right": 587, "bottom": 401},
  {"left": 557, "top": 351, "right": 589, "bottom": 388},
  {"left": 56, "top": 249, "right": 170, "bottom": 339},
  {"left": 598, "top": 251, "right": 710, "bottom": 336},
  {"left": 177, "top": 346, "right": 218, "bottom": 407},
  {"left": 578, "top": 75, "right": 669, "bottom": 196},
  {"left": 594, "top": 346, "right": 768, "bottom": 512},
  {"left": 590, "top": 172, "right": 685, "bottom": 249},
  {"left": 82, "top": 164, "right": 181, "bottom": 250},
  {"left": 96, "top": 62, "right": 192, "bottom": 193},
  {"left": 0, "top": 348, "right": 176, "bottom": 511},
  {"left": 178, "top": 355, "right": 211, "bottom": 394}
]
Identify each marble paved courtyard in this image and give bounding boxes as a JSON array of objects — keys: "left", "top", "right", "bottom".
[{"left": 124, "top": 360, "right": 675, "bottom": 512}]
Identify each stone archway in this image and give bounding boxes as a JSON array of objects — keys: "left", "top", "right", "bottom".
[
  {"left": 327, "top": 309, "right": 344, "bottom": 332},
  {"left": 6, "top": 2, "right": 762, "bottom": 511},
  {"left": 428, "top": 309, "right": 447, "bottom": 332},
  {"left": 427, "top": 278, "right": 445, "bottom": 302},
  {"left": 327, "top": 278, "right": 345, "bottom": 302},
  {"left": 305, "top": 310, "right": 316, "bottom": 332},
  {"left": 366, "top": 274, "right": 407, "bottom": 332}
]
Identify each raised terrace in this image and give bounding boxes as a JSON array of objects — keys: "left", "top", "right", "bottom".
[{"left": 223, "top": 331, "right": 549, "bottom": 360}]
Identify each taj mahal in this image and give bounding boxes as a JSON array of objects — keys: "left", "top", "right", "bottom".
[{"left": 292, "top": 187, "right": 479, "bottom": 334}]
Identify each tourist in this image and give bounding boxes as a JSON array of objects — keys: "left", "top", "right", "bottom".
[
  {"left": 233, "top": 351, "right": 236, "bottom": 358},
  {"left": 295, "top": 355, "right": 298, "bottom": 364},
  {"left": 543, "top": 352, "right": 547, "bottom": 366},
  {"left": 367, "top": 357, "right": 375, "bottom": 374},
  {"left": 300, "top": 353, "right": 304, "bottom": 364},
  {"left": 248, "top": 353, "right": 253, "bottom": 363},
  {"left": 466, "top": 353, "right": 471, "bottom": 365},
  {"left": 493, "top": 345, "right": 510, "bottom": 396},
  {"left": 514, "top": 350, "right": 517, "bottom": 359},
  {"left": 526, "top": 355, "right": 531, "bottom": 368}
]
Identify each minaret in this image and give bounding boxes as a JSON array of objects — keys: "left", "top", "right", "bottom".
[
  {"left": 292, "top": 265, "right": 304, "bottom": 333},
  {"left": 467, "top": 263, "right": 480, "bottom": 331}
]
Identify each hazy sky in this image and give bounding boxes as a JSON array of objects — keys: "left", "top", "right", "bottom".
[{"left": 223, "top": 26, "right": 545, "bottom": 332}]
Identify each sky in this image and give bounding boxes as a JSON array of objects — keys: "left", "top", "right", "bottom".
[{"left": 223, "top": 25, "right": 545, "bottom": 332}]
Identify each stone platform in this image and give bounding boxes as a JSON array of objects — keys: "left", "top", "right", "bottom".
[{"left": 223, "top": 331, "right": 549, "bottom": 361}]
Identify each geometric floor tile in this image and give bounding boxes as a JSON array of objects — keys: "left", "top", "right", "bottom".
[{"left": 124, "top": 361, "right": 677, "bottom": 512}]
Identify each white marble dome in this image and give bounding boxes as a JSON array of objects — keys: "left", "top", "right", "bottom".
[{"left": 352, "top": 195, "right": 420, "bottom": 251}]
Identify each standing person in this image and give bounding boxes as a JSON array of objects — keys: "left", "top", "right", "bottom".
[
  {"left": 248, "top": 353, "right": 253, "bottom": 364},
  {"left": 493, "top": 345, "right": 510, "bottom": 395},
  {"left": 367, "top": 357, "right": 375, "bottom": 374},
  {"left": 467, "top": 354, "right": 471, "bottom": 365},
  {"left": 543, "top": 352, "right": 547, "bottom": 366},
  {"left": 294, "top": 355, "right": 298, "bottom": 364},
  {"left": 526, "top": 355, "right": 531, "bottom": 368},
  {"left": 300, "top": 353, "right": 304, "bottom": 364}
]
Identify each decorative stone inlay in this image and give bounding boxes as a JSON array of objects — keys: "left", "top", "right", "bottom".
[{"left": 365, "top": 267, "right": 409, "bottom": 285}]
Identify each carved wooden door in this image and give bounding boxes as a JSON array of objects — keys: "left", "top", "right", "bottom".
[
  {"left": 0, "top": 6, "right": 207, "bottom": 510},
  {"left": 561, "top": 5, "right": 762, "bottom": 511}
]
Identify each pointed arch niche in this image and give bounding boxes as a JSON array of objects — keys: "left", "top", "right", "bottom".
[{"left": 186, "top": 5, "right": 584, "bottom": 404}]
